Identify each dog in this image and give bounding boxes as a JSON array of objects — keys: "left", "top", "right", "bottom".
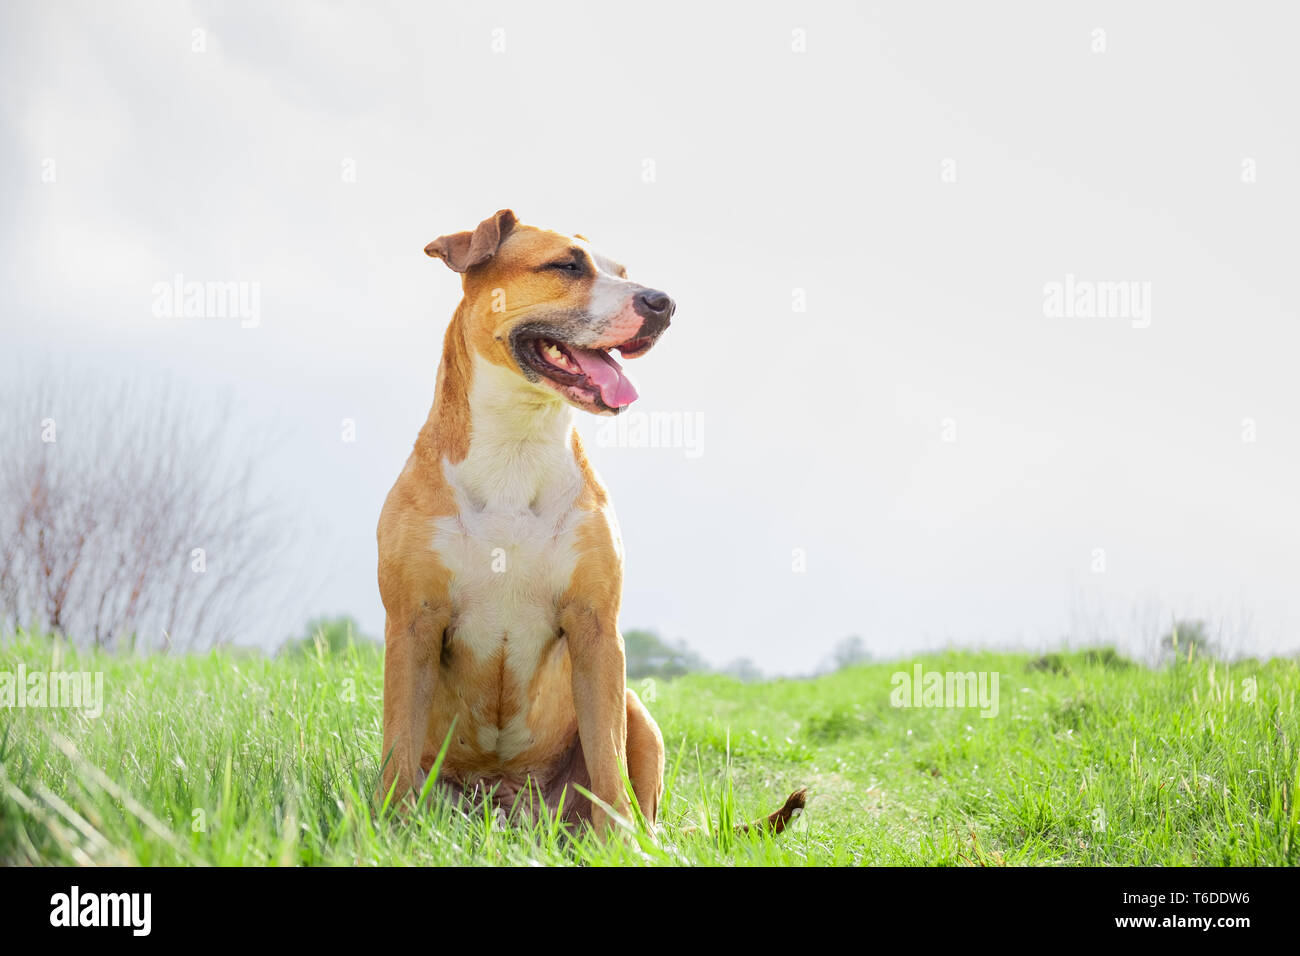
[{"left": 377, "top": 210, "right": 804, "bottom": 837}]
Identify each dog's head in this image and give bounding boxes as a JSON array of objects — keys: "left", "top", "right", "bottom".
[{"left": 426, "top": 209, "right": 674, "bottom": 416}]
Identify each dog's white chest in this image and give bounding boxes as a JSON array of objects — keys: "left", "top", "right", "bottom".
[
  {"left": 430, "top": 472, "right": 583, "bottom": 760},
  {"left": 431, "top": 500, "right": 581, "bottom": 655}
]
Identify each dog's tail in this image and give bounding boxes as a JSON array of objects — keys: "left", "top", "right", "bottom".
[
  {"left": 682, "top": 787, "right": 808, "bottom": 837},
  {"left": 739, "top": 787, "right": 807, "bottom": 835}
]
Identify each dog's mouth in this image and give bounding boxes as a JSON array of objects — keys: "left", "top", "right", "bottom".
[{"left": 515, "top": 332, "right": 657, "bottom": 413}]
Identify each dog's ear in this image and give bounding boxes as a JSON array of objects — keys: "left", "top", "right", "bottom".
[{"left": 424, "top": 209, "right": 518, "bottom": 273}]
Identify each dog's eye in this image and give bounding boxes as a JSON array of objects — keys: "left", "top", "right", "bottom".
[{"left": 546, "top": 260, "right": 581, "bottom": 272}]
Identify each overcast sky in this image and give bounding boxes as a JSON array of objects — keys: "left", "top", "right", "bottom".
[{"left": 2, "top": 1, "right": 1297, "bottom": 671}]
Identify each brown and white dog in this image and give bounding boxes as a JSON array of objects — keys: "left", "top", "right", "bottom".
[{"left": 377, "top": 210, "right": 804, "bottom": 837}]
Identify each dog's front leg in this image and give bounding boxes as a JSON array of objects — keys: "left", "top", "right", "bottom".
[
  {"left": 378, "top": 601, "right": 449, "bottom": 810},
  {"left": 562, "top": 601, "right": 629, "bottom": 837}
]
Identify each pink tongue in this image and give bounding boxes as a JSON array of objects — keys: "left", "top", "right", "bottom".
[{"left": 569, "top": 347, "right": 638, "bottom": 407}]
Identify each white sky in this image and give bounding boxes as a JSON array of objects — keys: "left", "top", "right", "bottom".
[{"left": 2, "top": 1, "right": 1298, "bottom": 670}]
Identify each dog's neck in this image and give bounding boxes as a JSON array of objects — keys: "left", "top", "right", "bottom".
[{"left": 419, "top": 305, "right": 578, "bottom": 514}]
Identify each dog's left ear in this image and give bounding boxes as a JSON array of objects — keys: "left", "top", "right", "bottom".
[{"left": 424, "top": 209, "right": 518, "bottom": 273}]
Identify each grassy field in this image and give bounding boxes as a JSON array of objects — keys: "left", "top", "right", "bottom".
[{"left": 1, "top": 635, "right": 1297, "bottom": 866}]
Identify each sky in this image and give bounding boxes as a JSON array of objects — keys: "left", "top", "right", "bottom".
[{"left": 2, "top": 1, "right": 1298, "bottom": 672}]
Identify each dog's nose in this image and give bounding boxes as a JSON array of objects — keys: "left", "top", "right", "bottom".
[{"left": 634, "top": 289, "right": 675, "bottom": 325}]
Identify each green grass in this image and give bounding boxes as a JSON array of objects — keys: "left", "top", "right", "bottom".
[{"left": 1, "top": 635, "right": 1297, "bottom": 866}]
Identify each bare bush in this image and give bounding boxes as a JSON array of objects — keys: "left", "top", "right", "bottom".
[{"left": 0, "top": 370, "right": 285, "bottom": 650}]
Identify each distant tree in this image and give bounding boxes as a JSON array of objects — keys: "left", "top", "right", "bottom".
[
  {"left": 824, "top": 635, "right": 872, "bottom": 672},
  {"left": 623, "top": 629, "right": 708, "bottom": 679},
  {"left": 281, "top": 614, "right": 374, "bottom": 656},
  {"left": 0, "top": 370, "right": 287, "bottom": 650},
  {"left": 1159, "top": 618, "right": 1217, "bottom": 661},
  {"left": 720, "top": 657, "right": 763, "bottom": 682}
]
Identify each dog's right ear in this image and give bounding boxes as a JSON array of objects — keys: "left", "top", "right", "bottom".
[{"left": 424, "top": 209, "right": 518, "bottom": 273}]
